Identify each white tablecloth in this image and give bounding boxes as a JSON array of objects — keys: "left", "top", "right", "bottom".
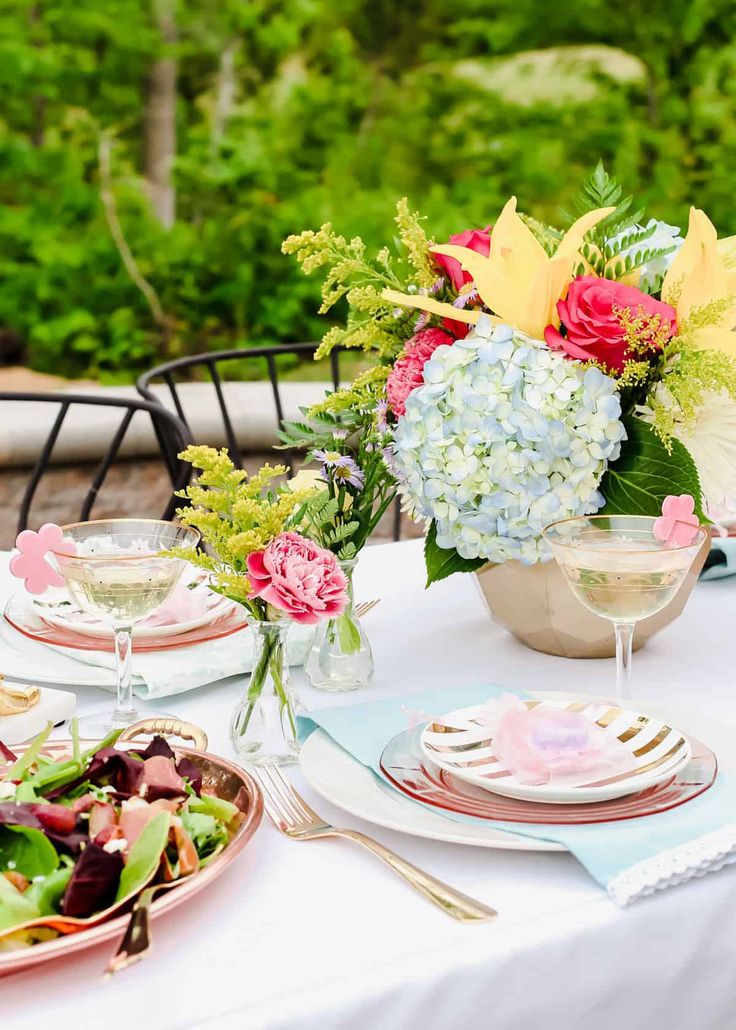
[{"left": 2, "top": 540, "right": 736, "bottom": 1030}]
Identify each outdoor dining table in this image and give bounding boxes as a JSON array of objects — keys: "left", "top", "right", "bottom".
[{"left": 2, "top": 538, "right": 736, "bottom": 1030}]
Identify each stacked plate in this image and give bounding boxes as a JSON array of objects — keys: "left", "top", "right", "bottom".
[
  {"left": 4, "top": 570, "right": 247, "bottom": 656},
  {"left": 300, "top": 694, "right": 718, "bottom": 852}
]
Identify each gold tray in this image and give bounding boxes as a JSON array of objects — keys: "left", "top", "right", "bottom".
[{"left": 0, "top": 718, "right": 263, "bottom": 976}]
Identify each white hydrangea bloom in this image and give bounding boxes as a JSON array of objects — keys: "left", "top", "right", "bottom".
[
  {"left": 612, "top": 219, "right": 683, "bottom": 294},
  {"left": 392, "top": 318, "right": 626, "bottom": 564}
]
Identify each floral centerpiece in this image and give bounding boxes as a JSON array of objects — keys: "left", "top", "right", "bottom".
[
  {"left": 284, "top": 165, "right": 736, "bottom": 654},
  {"left": 173, "top": 446, "right": 348, "bottom": 762}
]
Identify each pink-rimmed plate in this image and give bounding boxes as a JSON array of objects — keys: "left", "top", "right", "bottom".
[
  {"left": 4, "top": 591, "right": 248, "bottom": 653},
  {"left": 0, "top": 726, "right": 263, "bottom": 977},
  {"left": 419, "top": 698, "right": 693, "bottom": 804},
  {"left": 380, "top": 726, "right": 717, "bottom": 825}
]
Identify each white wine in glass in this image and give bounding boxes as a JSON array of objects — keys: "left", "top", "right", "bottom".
[
  {"left": 49, "top": 519, "right": 200, "bottom": 736},
  {"left": 543, "top": 515, "right": 707, "bottom": 703}
]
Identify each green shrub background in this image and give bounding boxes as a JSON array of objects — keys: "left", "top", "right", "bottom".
[{"left": 2, "top": 0, "right": 735, "bottom": 379}]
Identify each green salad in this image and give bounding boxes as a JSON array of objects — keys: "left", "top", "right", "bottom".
[{"left": 0, "top": 722, "right": 239, "bottom": 950}]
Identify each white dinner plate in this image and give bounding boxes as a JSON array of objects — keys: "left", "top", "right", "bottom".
[
  {"left": 300, "top": 695, "right": 733, "bottom": 854},
  {"left": 32, "top": 583, "right": 234, "bottom": 640},
  {"left": 300, "top": 727, "right": 564, "bottom": 852},
  {"left": 420, "top": 698, "right": 692, "bottom": 804}
]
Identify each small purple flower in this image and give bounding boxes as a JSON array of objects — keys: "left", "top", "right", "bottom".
[
  {"left": 452, "top": 286, "right": 479, "bottom": 309},
  {"left": 375, "top": 399, "right": 390, "bottom": 435},
  {"left": 333, "top": 427, "right": 348, "bottom": 442},
  {"left": 332, "top": 455, "right": 365, "bottom": 490},
  {"left": 314, "top": 449, "right": 344, "bottom": 468},
  {"left": 382, "top": 445, "right": 402, "bottom": 480},
  {"left": 414, "top": 312, "right": 429, "bottom": 332},
  {"left": 315, "top": 448, "right": 364, "bottom": 489},
  {"left": 428, "top": 277, "right": 445, "bottom": 295}
]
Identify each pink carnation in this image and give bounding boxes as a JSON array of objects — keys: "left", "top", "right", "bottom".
[
  {"left": 386, "top": 328, "right": 455, "bottom": 417},
  {"left": 246, "top": 532, "right": 348, "bottom": 625}
]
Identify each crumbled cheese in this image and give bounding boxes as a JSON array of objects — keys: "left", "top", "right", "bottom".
[
  {"left": 102, "top": 838, "right": 128, "bottom": 855},
  {"left": 0, "top": 782, "right": 17, "bottom": 801},
  {"left": 100, "top": 785, "right": 116, "bottom": 795}
]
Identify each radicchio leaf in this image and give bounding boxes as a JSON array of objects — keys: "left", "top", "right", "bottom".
[
  {"left": 0, "top": 802, "right": 87, "bottom": 856},
  {"left": 61, "top": 843, "right": 123, "bottom": 917},
  {"left": 176, "top": 756, "right": 203, "bottom": 795},
  {"left": 47, "top": 746, "right": 144, "bottom": 801},
  {"left": 0, "top": 740, "right": 17, "bottom": 763},
  {"left": 135, "top": 736, "right": 175, "bottom": 761}
]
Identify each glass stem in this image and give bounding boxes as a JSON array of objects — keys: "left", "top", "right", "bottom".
[
  {"left": 614, "top": 621, "right": 635, "bottom": 704},
  {"left": 112, "top": 625, "right": 137, "bottom": 726}
]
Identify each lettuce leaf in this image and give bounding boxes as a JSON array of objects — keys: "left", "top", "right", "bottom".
[
  {"left": 115, "top": 810, "right": 171, "bottom": 902},
  {"left": 0, "top": 826, "right": 59, "bottom": 879},
  {"left": 0, "top": 874, "right": 39, "bottom": 931}
]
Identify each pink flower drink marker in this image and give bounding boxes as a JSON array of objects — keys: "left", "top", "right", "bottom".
[
  {"left": 12, "top": 519, "right": 200, "bottom": 736},
  {"left": 543, "top": 501, "right": 707, "bottom": 703},
  {"left": 10, "top": 523, "right": 74, "bottom": 594},
  {"left": 478, "top": 695, "right": 636, "bottom": 787}
]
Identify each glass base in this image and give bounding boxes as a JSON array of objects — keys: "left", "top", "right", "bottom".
[
  {"left": 232, "top": 746, "right": 299, "bottom": 767},
  {"left": 75, "top": 702, "right": 174, "bottom": 741}
]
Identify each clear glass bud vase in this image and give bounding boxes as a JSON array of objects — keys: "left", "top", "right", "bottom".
[
  {"left": 305, "top": 558, "right": 374, "bottom": 692},
  {"left": 229, "top": 619, "right": 299, "bottom": 765}
]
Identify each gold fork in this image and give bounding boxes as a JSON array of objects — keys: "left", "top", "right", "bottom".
[
  {"left": 105, "top": 880, "right": 181, "bottom": 975},
  {"left": 253, "top": 764, "right": 497, "bottom": 923},
  {"left": 354, "top": 599, "right": 380, "bottom": 619}
]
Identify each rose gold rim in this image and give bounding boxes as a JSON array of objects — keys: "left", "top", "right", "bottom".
[
  {"left": 542, "top": 514, "right": 709, "bottom": 555},
  {"left": 0, "top": 739, "right": 262, "bottom": 976},
  {"left": 53, "top": 518, "right": 200, "bottom": 561}
]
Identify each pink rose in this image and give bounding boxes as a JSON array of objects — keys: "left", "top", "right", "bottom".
[
  {"left": 433, "top": 226, "right": 492, "bottom": 291},
  {"left": 246, "top": 532, "right": 348, "bottom": 625},
  {"left": 386, "top": 327, "right": 455, "bottom": 417},
  {"left": 544, "top": 275, "right": 677, "bottom": 373}
]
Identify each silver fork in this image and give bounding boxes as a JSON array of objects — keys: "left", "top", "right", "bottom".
[
  {"left": 354, "top": 599, "right": 380, "bottom": 619},
  {"left": 254, "top": 764, "right": 497, "bottom": 923}
]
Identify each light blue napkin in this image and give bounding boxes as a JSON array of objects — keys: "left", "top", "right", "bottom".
[
  {"left": 298, "top": 686, "right": 736, "bottom": 905},
  {"left": 701, "top": 536, "right": 736, "bottom": 581}
]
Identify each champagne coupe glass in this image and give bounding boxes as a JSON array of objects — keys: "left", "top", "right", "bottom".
[
  {"left": 543, "top": 515, "right": 707, "bottom": 703},
  {"left": 49, "top": 519, "right": 200, "bottom": 736}
]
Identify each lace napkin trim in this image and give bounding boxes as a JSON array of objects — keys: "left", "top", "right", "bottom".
[{"left": 608, "top": 823, "right": 736, "bottom": 906}]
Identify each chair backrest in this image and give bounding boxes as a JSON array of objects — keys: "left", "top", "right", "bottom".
[
  {"left": 137, "top": 343, "right": 340, "bottom": 467},
  {"left": 136, "top": 344, "right": 402, "bottom": 541},
  {"left": 0, "top": 391, "right": 193, "bottom": 535}
]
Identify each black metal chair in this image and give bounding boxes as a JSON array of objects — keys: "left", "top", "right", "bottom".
[
  {"left": 0, "top": 391, "right": 193, "bottom": 534},
  {"left": 136, "top": 344, "right": 403, "bottom": 541}
]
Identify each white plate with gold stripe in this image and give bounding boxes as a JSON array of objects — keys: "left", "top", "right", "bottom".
[{"left": 420, "top": 698, "right": 692, "bottom": 804}]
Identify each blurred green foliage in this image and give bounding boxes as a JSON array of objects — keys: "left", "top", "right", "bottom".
[{"left": 1, "top": 0, "right": 736, "bottom": 379}]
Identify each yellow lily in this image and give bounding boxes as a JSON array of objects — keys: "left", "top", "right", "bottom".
[
  {"left": 381, "top": 196, "right": 613, "bottom": 337},
  {"left": 429, "top": 197, "right": 614, "bottom": 339},
  {"left": 662, "top": 207, "right": 736, "bottom": 357}
]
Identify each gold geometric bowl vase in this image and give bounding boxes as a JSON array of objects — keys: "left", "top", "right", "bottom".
[{"left": 474, "top": 537, "right": 710, "bottom": 659}]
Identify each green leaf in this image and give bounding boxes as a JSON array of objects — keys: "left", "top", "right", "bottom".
[
  {"left": 336, "top": 612, "right": 362, "bottom": 654},
  {"left": 0, "top": 826, "right": 59, "bottom": 880},
  {"left": 187, "top": 793, "right": 239, "bottom": 825},
  {"left": 25, "top": 857, "right": 74, "bottom": 915},
  {"left": 115, "top": 811, "right": 171, "bottom": 903},
  {"left": 424, "top": 521, "right": 486, "bottom": 587},
  {"left": 599, "top": 416, "right": 705, "bottom": 518},
  {"left": 0, "top": 874, "right": 39, "bottom": 932}
]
